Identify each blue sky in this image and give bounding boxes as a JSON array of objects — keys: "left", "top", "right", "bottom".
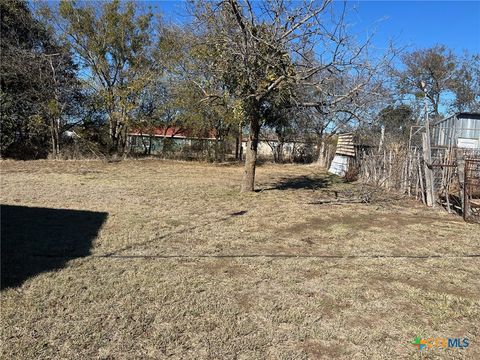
[
  {"left": 347, "top": 1, "right": 479, "bottom": 54},
  {"left": 153, "top": 0, "right": 480, "bottom": 55}
]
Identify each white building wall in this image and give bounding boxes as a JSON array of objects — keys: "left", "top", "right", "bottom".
[{"left": 241, "top": 140, "right": 305, "bottom": 158}]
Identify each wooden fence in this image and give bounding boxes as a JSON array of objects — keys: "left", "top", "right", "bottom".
[
  {"left": 358, "top": 147, "right": 424, "bottom": 200},
  {"left": 358, "top": 145, "right": 480, "bottom": 219}
]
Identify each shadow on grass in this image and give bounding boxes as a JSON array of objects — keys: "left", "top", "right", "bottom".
[
  {"left": 263, "top": 173, "right": 343, "bottom": 191},
  {"left": 1, "top": 204, "right": 107, "bottom": 290}
]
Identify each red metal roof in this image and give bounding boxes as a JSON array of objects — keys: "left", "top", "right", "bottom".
[{"left": 128, "top": 127, "right": 217, "bottom": 140}]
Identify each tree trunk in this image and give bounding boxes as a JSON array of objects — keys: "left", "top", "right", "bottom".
[
  {"left": 215, "top": 137, "right": 220, "bottom": 162},
  {"left": 235, "top": 121, "right": 243, "bottom": 160},
  {"left": 276, "top": 142, "right": 284, "bottom": 163},
  {"left": 242, "top": 117, "right": 260, "bottom": 192},
  {"left": 55, "top": 119, "right": 60, "bottom": 155},
  {"left": 47, "top": 59, "right": 61, "bottom": 159},
  {"left": 50, "top": 117, "right": 60, "bottom": 159},
  {"left": 119, "top": 123, "right": 128, "bottom": 156},
  {"left": 50, "top": 118, "right": 57, "bottom": 159},
  {"left": 315, "top": 129, "right": 327, "bottom": 167},
  {"left": 221, "top": 139, "right": 226, "bottom": 162},
  {"left": 235, "top": 135, "right": 240, "bottom": 160},
  {"left": 109, "top": 118, "right": 118, "bottom": 154},
  {"left": 316, "top": 139, "right": 325, "bottom": 166}
]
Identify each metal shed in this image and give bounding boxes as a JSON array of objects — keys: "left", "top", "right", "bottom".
[{"left": 431, "top": 112, "right": 480, "bottom": 149}]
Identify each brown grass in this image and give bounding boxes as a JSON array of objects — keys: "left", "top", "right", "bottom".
[{"left": 1, "top": 159, "right": 479, "bottom": 359}]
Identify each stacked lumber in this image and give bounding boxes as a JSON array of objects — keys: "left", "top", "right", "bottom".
[{"left": 335, "top": 133, "right": 355, "bottom": 157}]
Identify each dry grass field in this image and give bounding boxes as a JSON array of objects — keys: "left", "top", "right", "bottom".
[{"left": 1, "top": 159, "right": 479, "bottom": 359}]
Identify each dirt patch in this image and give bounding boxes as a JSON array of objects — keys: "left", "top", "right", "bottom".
[
  {"left": 236, "top": 293, "right": 253, "bottom": 311},
  {"left": 370, "top": 275, "right": 479, "bottom": 300},
  {"left": 300, "top": 340, "right": 347, "bottom": 359},
  {"left": 279, "top": 210, "right": 463, "bottom": 237}
]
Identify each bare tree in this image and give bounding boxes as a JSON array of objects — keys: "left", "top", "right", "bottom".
[
  {"left": 394, "top": 45, "right": 457, "bottom": 117},
  {"left": 188, "top": 0, "right": 391, "bottom": 191}
]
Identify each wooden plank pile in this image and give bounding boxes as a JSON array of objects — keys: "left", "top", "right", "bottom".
[{"left": 334, "top": 133, "right": 355, "bottom": 157}]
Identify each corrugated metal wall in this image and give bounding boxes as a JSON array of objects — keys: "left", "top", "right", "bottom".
[{"left": 432, "top": 114, "right": 480, "bottom": 148}]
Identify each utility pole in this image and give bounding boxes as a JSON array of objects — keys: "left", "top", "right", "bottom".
[{"left": 421, "top": 81, "right": 435, "bottom": 207}]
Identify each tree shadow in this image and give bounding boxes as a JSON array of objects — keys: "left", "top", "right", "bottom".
[
  {"left": 262, "top": 174, "right": 342, "bottom": 191},
  {"left": 1, "top": 204, "right": 108, "bottom": 290}
]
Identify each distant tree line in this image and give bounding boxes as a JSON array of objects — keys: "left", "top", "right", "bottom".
[{"left": 1, "top": 0, "right": 479, "bottom": 190}]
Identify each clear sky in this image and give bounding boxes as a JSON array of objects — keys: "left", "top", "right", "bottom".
[
  {"left": 348, "top": 1, "right": 480, "bottom": 54},
  {"left": 153, "top": 0, "right": 480, "bottom": 55}
]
